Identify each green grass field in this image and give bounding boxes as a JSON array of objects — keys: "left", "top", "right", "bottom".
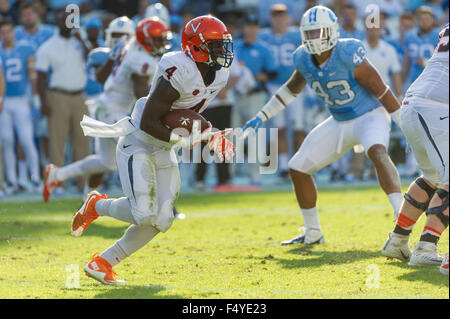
[{"left": 0, "top": 187, "right": 448, "bottom": 299}]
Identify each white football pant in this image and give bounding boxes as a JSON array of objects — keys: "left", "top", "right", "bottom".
[
  {"left": 0, "top": 96, "right": 40, "bottom": 186},
  {"left": 115, "top": 131, "right": 180, "bottom": 232},
  {"left": 288, "top": 106, "right": 391, "bottom": 175},
  {"left": 400, "top": 96, "right": 449, "bottom": 187},
  {"left": 55, "top": 109, "right": 126, "bottom": 182}
]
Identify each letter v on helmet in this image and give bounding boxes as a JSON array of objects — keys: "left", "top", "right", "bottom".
[{"left": 191, "top": 22, "right": 202, "bottom": 33}]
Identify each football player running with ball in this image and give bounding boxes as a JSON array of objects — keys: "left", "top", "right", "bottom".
[
  {"left": 42, "top": 17, "right": 170, "bottom": 202},
  {"left": 381, "top": 24, "right": 448, "bottom": 272},
  {"left": 242, "top": 6, "right": 404, "bottom": 246},
  {"left": 73, "top": 16, "right": 235, "bottom": 285}
]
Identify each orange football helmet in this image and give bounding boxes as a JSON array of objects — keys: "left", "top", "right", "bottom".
[
  {"left": 182, "top": 15, "right": 234, "bottom": 69},
  {"left": 136, "top": 17, "right": 172, "bottom": 56}
]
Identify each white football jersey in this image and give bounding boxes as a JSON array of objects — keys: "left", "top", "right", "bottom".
[
  {"left": 407, "top": 24, "right": 449, "bottom": 104},
  {"left": 132, "top": 51, "right": 230, "bottom": 123},
  {"left": 99, "top": 38, "right": 158, "bottom": 115}
]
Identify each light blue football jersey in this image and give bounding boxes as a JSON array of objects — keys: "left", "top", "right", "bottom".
[
  {"left": 403, "top": 27, "right": 440, "bottom": 85},
  {"left": 85, "top": 47, "right": 110, "bottom": 96},
  {"left": 258, "top": 26, "right": 302, "bottom": 85},
  {"left": 293, "top": 38, "right": 381, "bottom": 122},
  {"left": 0, "top": 41, "right": 35, "bottom": 97},
  {"left": 14, "top": 24, "right": 56, "bottom": 50}
]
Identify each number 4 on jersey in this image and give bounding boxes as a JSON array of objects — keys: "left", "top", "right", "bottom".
[{"left": 165, "top": 66, "right": 177, "bottom": 80}]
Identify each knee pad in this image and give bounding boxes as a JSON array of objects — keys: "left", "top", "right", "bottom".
[
  {"left": 426, "top": 188, "right": 449, "bottom": 228},
  {"left": 404, "top": 177, "right": 436, "bottom": 211},
  {"left": 137, "top": 200, "right": 174, "bottom": 233}
]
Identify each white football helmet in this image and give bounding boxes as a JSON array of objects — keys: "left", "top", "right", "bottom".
[
  {"left": 105, "top": 16, "right": 135, "bottom": 48},
  {"left": 300, "top": 5, "right": 339, "bottom": 55},
  {"left": 145, "top": 3, "right": 170, "bottom": 28}
]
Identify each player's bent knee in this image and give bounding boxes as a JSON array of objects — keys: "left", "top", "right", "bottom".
[
  {"left": 137, "top": 200, "right": 174, "bottom": 233},
  {"left": 288, "top": 156, "right": 315, "bottom": 176},
  {"left": 367, "top": 144, "right": 387, "bottom": 162}
]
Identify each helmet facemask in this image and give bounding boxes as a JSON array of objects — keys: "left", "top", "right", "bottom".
[
  {"left": 198, "top": 34, "right": 234, "bottom": 70},
  {"left": 300, "top": 25, "right": 338, "bottom": 55}
]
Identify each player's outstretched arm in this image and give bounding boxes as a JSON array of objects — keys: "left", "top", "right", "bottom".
[
  {"left": 95, "top": 38, "right": 127, "bottom": 84},
  {"left": 241, "top": 71, "right": 306, "bottom": 139},
  {"left": 354, "top": 59, "right": 402, "bottom": 126},
  {"left": 140, "top": 76, "right": 180, "bottom": 142}
]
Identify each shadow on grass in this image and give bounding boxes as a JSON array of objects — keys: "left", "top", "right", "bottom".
[
  {"left": 81, "top": 223, "right": 129, "bottom": 239},
  {"left": 272, "top": 247, "right": 378, "bottom": 269},
  {"left": 81, "top": 284, "right": 185, "bottom": 299},
  {"left": 384, "top": 260, "right": 449, "bottom": 288},
  {"left": 0, "top": 218, "right": 128, "bottom": 247}
]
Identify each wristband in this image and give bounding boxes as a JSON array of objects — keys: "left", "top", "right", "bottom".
[
  {"left": 259, "top": 84, "right": 298, "bottom": 122},
  {"left": 377, "top": 86, "right": 390, "bottom": 100}
]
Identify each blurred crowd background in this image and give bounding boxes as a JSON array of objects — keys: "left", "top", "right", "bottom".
[{"left": 0, "top": 0, "right": 448, "bottom": 198}]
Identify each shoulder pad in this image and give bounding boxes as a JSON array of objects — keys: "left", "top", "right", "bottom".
[{"left": 337, "top": 38, "right": 367, "bottom": 67}]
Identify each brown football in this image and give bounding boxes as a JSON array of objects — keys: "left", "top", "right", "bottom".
[{"left": 162, "top": 109, "right": 209, "bottom": 134}]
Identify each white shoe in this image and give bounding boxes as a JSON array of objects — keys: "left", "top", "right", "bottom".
[
  {"left": 381, "top": 232, "right": 411, "bottom": 261},
  {"left": 281, "top": 227, "right": 325, "bottom": 246},
  {"left": 440, "top": 254, "right": 448, "bottom": 276},
  {"left": 409, "top": 242, "right": 443, "bottom": 266}
]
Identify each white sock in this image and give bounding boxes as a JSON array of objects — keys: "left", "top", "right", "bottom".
[
  {"left": 95, "top": 197, "right": 137, "bottom": 224},
  {"left": 100, "top": 224, "right": 160, "bottom": 266},
  {"left": 100, "top": 241, "right": 129, "bottom": 267},
  {"left": 279, "top": 153, "right": 289, "bottom": 172},
  {"left": 55, "top": 155, "right": 107, "bottom": 182},
  {"left": 301, "top": 207, "right": 321, "bottom": 231},
  {"left": 388, "top": 192, "right": 403, "bottom": 216}
]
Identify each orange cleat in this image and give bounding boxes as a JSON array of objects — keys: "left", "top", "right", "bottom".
[
  {"left": 71, "top": 191, "right": 107, "bottom": 237},
  {"left": 43, "top": 164, "right": 62, "bottom": 203},
  {"left": 84, "top": 253, "right": 125, "bottom": 285}
]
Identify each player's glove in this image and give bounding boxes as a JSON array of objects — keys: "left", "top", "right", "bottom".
[
  {"left": 207, "top": 129, "right": 235, "bottom": 162},
  {"left": 109, "top": 36, "right": 127, "bottom": 61},
  {"left": 240, "top": 115, "right": 264, "bottom": 140}
]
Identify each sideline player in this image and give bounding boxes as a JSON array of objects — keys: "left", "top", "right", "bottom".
[
  {"left": 71, "top": 16, "right": 235, "bottom": 284},
  {"left": 258, "top": 4, "right": 305, "bottom": 180},
  {"left": 0, "top": 20, "right": 40, "bottom": 192},
  {"left": 42, "top": 17, "right": 170, "bottom": 202},
  {"left": 82, "top": 16, "right": 135, "bottom": 192},
  {"left": 242, "top": 6, "right": 404, "bottom": 245},
  {"left": 381, "top": 24, "right": 448, "bottom": 270}
]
